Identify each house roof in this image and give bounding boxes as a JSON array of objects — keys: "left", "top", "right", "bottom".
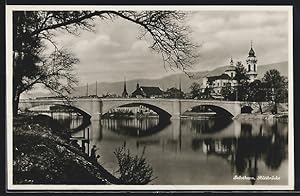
[
  {"left": 207, "top": 74, "right": 231, "bottom": 82},
  {"left": 225, "top": 65, "right": 236, "bottom": 72},
  {"left": 140, "top": 86, "right": 164, "bottom": 95},
  {"left": 132, "top": 86, "right": 164, "bottom": 97},
  {"left": 166, "top": 87, "right": 182, "bottom": 93}
]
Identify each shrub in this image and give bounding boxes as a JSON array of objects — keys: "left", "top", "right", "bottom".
[{"left": 114, "top": 142, "right": 156, "bottom": 184}]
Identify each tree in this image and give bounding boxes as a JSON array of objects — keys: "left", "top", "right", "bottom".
[
  {"left": 220, "top": 84, "right": 235, "bottom": 101},
  {"left": 189, "top": 82, "right": 201, "bottom": 99},
  {"left": 233, "top": 61, "right": 249, "bottom": 101},
  {"left": 114, "top": 142, "right": 155, "bottom": 184},
  {"left": 247, "top": 80, "right": 266, "bottom": 114},
  {"left": 202, "top": 86, "right": 212, "bottom": 99},
  {"left": 13, "top": 11, "right": 199, "bottom": 115},
  {"left": 262, "top": 69, "right": 288, "bottom": 114}
]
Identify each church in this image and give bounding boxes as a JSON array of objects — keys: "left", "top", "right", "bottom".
[{"left": 200, "top": 42, "right": 258, "bottom": 97}]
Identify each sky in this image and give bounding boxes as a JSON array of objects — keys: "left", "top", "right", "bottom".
[{"left": 52, "top": 10, "right": 289, "bottom": 85}]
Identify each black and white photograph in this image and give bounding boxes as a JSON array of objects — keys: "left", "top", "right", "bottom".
[{"left": 6, "top": 5, "right": 294, "bottom": 190}]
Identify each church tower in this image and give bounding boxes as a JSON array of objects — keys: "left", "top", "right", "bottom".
[
  {"left": 246, "top": 41, "right": 258, "bottom": 82},
  {"left": 225, "top": 57, "right": 236, "bottom": 78},
  {"left": 122, "top": 77, "right": 128, "bottom": 98}
]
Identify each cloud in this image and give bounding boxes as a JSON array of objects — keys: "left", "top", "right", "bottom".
[{"left": 50, "top": 10, "right": 289, "bottom": 84}]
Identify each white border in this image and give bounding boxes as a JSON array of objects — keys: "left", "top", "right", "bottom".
[{"left": 6, "top": 5, "right": 294, "bottom": 191}]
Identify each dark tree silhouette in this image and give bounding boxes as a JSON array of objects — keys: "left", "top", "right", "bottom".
[
  {"left": 220, "top": 83, "right": 235, "bottom": 101},
  {"left": 233, "top": 61, "right": 249, "bottom": 101},
  {"left": 247, "top": 79, "right": 266, "bottom": 114},
  {"left": 13, "top": 11, "right": 199, "bottom": 115},
  {"left": 262, "top": 69, "right": 288, "bottom": 114},
  {"left": 189, "top": 82, "right": 201, "bottom": 99}
]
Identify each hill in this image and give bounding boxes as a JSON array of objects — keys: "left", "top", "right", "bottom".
[{"left": 24, "top": 61, "right": 288, "bottom": 98}]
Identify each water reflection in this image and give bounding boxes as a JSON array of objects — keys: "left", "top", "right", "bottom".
[
  {"left": 52, "top": 113, "right": 91, "bottom": 132},
  {"left": 102, "top": 117, "right": 171, "bottom": 137},
  {"left": 192, "top": 122, "right": 287, "bottom": 185},
  {"left": 190, "top": 118, "right": 233, "bottom": 134},
  {"left": 52, "top": 113, "right": 288, "bottom": 185}
]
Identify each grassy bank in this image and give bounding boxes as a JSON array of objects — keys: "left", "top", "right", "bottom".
[{"left": 13, "top": 114, "right": 122, "bottom": 184}]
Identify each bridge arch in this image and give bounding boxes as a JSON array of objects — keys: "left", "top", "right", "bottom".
[
  {"left": 102, "top": 102, "right": 172, "bottom": 119},
  {"left": 181, "top": 103, "right": 236, "bottom": 118},
  {"left": 21, "top": 103, "right": 92, "bottom": 119},
  {"left": 241, "top": 105, "right": 253, "bottom": 113}
]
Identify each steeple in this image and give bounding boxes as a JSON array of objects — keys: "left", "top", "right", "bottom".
[
  {"left": 230, "top": 56, "right": 234, "bottom": 66},
  {"left": 246, "top": 40, "right": 258, "bottom": 82},
  {"left": 248, "top": 40, "right": 256, "bottom": 57},
  {"left": 179, "top": 77, "right": 182, "bottom": 91},
  {"left": 86, "top": 83, "right": 89, "bottom": 96},
  {"left": 122, "top": 77, "right": 128, "bottom": 98},
  {"left": 225, "top": 56, "right": 236, "bottom": 78},
  {"left": 95, "top": 81, "right": 98, "bottom": 96}
]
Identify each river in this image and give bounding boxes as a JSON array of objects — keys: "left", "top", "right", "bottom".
[{"left": 53, "top": 113, "right": 289, "bottom": 185}]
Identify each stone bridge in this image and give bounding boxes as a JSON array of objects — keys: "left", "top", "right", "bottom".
[{"left": 19, "top": 97, "right": 255, "bottom": 120}]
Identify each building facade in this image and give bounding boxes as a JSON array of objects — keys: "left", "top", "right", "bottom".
[{"left": 200, "top": 43, "right": 258, "bottom": 97}]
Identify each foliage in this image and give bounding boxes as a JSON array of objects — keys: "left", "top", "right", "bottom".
[
  {"left": 114, "top": 142, "right": 155, "bottom": 184},
  {"left": 234, "top": 61, "right": 248, "bottom": 83},
  {"left": 246, "top": 80, "right": 266, "bottom": 113},
  {"left": 262, "top": 69, "right": 288, "bottom": 114},
  {"left": 202, "top": 86, "right": 212, "bottom": 99},
  {"left": 233, "top": 61, "right": 249, "bottom": 101},
  {"left": 220, "top": 84, "right": 235, "bottom": 101},
  {"left": 189, "top": 82, "right": 201, "bottom": 99},
  {"left": 13, "top": 11, "right": 199, "bottom": 115},
  {"left": 262, "top": 69, "right": 288, "bottom": 103}
]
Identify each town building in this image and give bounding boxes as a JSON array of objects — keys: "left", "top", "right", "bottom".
[
  {"left": 200, "top": 57, "right": 238, "bottom": 96},
  {"left": 164, "top": 87, "right": 184, "bottom": 98},
  {"left": 164, "top": 78, "right": 184, "bottom": 98},
  {"left": 131, "top": 83, "right": 164, "bottom": 98},
  {"left": 108, "top": 105, "right": 156, "bottom": 116}
]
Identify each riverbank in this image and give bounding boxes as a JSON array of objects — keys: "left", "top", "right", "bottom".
[
  {"left": 13, "top": 114, "right": 122, "bottom": 184},
  {"left": 234, "top": 112, "right": 288, "bottom": 122}
]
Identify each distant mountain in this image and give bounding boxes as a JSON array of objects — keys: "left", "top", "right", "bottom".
[{"left": 24, "top": 61, "right": 288, "bottom": 98}]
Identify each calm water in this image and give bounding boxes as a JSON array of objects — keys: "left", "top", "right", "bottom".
[{"left": 54, "top": 114, "right": 288, "bottom": 185}]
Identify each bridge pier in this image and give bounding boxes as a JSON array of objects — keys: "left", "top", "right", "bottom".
[
  {"left": 171, "top": 114, "right": 181, "bottom": 120},
  {"left": 171, "top": 100, "right": 181, "bottom": 120},
  {"left": 91, "top": 114, "right": 102, "bottom": 121},
  {"left": 89, "top": 99, "right": 102, "bottom": 121}
]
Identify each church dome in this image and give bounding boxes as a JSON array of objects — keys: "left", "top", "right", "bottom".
[
  {"left": 225, "top": 57, "right": 236, "bottom": 71},
  {"left": 225, "top": 66, "right": 236, "bottom": 72}
]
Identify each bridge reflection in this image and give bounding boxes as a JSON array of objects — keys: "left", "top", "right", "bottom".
[
  {"left": 51, "top": 112, "right": 288, "bottom": 185},
  {"left": 101, "top": 117, "right": 287, "bottom": 185},
  {"left": 102, "top": 118, "right": 171, "bottom": 137}
]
